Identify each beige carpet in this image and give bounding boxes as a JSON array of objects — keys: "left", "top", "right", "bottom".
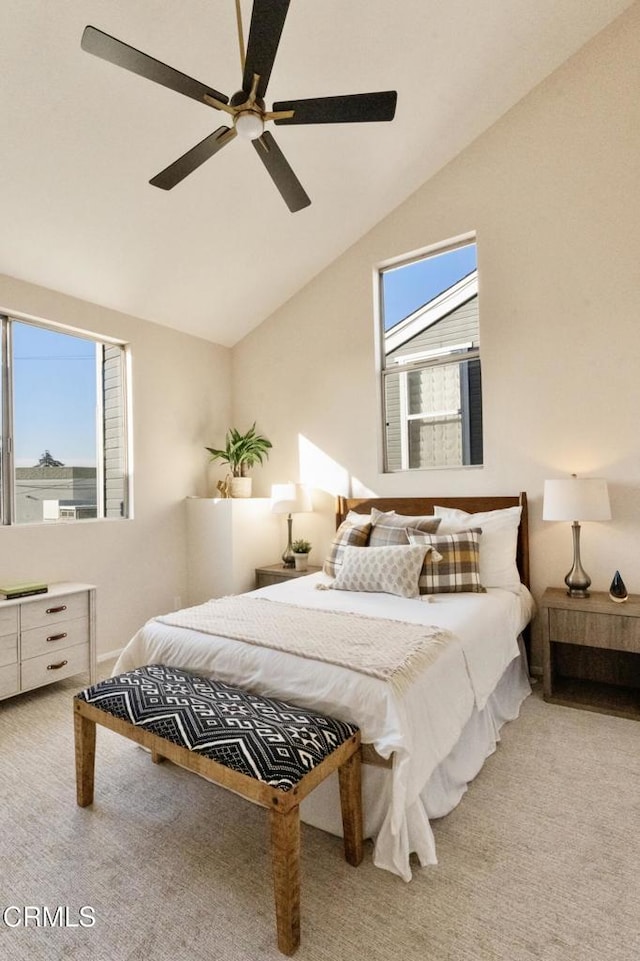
[{"left": 0, "top": 672, "right": 638, "bottom": 961}]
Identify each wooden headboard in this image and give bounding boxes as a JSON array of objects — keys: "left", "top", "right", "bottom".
[{"left": 336, "top": 492, "right": 529, "bottom": 589}]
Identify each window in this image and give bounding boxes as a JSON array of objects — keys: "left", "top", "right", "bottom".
[
  {"left": 0, "top": 315, "right": 130, "bottom": 524},
  {"left": 378, "top": 238, "right": 482, "bottom": 471}
]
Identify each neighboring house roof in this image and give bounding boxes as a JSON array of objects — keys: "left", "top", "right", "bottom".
[
  {"left": 15, "top": 467, "right": 96, "bottom": 479},
  {"left": 385, "top": 270, "right": 478, "bottom": 355}
]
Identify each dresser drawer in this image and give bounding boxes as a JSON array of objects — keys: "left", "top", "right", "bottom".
[
  {"left": 20, "top": 643, "right": 90, "bottom": 692},
  {"left": 21, "top": 618, "right": 89, "bottom": 661},
  {"left": 0, "top": 662, "right": 19, "bottom": 698},
  {"left": 20, "top": 591, "right": 89, "bottom": 631},
  {"left": 549, "top": 608, "right": 640, "bottom": 654},
  {"left": 0, "top": 633, "right": 18, "bottom": 668},
  {"left": 0, "top": 606, "right": 18, "bottom": 635}
]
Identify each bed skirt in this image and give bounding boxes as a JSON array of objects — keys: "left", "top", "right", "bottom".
[{"left": 299, "top": 641, "right": 531, "bottom": 870}]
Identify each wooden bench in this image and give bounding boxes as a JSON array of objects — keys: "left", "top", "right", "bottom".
[{"left": 73, "top": 663, "right": 363, "bottom": 955}]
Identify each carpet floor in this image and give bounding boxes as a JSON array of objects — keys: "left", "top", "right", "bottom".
[{"left": 0, "top": 672, "right": 638, "bottom": 961}]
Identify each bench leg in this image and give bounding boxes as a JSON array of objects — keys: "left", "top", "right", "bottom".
[
  {"left": 269, "top": 805, "right": 301, "bottom": 955},
  {"left": 151, "top": 747, "right": 166, "bottom": 764},
  {"left": 74, "top": 709, "right": 96, "bottom": 808},
  {"left": 338, "top": 749, "right": 363, "bottom": 867}
]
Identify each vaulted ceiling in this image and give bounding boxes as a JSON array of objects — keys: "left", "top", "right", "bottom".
[{"left": 0, "top": 1, "right": 634, "bottom": 346}]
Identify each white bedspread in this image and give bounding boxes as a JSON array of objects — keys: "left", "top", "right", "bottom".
[
  {"left": 157, "top": 596, "right": 456, "bottom": 692},
  {"left": 113, "top": 573, "right": 534, "bottom": 881}
]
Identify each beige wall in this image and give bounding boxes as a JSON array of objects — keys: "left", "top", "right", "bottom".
[
  {"left": 0, "top": 273, "right": 231, "bottom": 657},
  {"left": 232, "top": 4, "right": 640, "bottom": 670}
]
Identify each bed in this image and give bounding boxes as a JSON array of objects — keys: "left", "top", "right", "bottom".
[{"left": 114, "top": 493, "right": 533, "bottom": 882}]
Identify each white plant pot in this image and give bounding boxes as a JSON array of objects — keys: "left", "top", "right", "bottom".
[
  {"left": 230, "top": 476, "right": 252, "bottom": 498},
  {"left": 293, "top": 553, "right": 309, "bottom": 572}
]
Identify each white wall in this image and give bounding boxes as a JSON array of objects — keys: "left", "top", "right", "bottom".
[
  {"left": 0, "top": 273, "right": 231, "bottom": 657},
  {"left": 231, "top": 4, "right": 640, "bottom": 670}
]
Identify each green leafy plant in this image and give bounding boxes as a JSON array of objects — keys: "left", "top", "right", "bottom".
[
  {"left": 292, "top": 538, "right": 312, "bottom": 554},
  {"left": 206, "top": 423, "right": 272, "bottom": 477}
]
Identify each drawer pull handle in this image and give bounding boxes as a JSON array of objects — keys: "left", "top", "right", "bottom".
[
  {"left": 46, "top": 605, "right": 67, "bottom": 614},
  {"left": 47, "top": 660, "right": 68, "bottom": 671},
  {"left": 47, "top": 632, "right": 67, "bottom": 643}
]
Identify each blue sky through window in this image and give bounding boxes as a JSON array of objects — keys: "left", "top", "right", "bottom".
[
  {"left": 382, "top": 244, "right": 477, "bottom": 330},
  {"left": 13, "top": 323, "right": 97, "bottom": 468}
]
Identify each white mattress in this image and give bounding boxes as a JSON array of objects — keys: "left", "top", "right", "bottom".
[{"left": 114, "top": 573, "right": 534, "bottom": 881}]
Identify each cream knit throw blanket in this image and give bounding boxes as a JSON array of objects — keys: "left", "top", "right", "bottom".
[{"left": 157, "top": 596, "right": 455, "bottom": 693}]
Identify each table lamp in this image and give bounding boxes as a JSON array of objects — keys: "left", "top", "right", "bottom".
[
  {"left": 271, "top": 483, "right": 313, "bottom": 568},
  {"left": 542, "top": 475, "right": 611, "bottom": 598}
]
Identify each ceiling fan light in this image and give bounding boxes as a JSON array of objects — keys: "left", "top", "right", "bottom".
[{"left": 235, "top": 111, "right": 264, "bottom": 141}]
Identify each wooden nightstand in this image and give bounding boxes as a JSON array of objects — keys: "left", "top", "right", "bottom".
[
  {"left": 255, "top": 564, "right": 322, "bottom": 589},
  {"left": 540, "top": 587, "right": 640, "bottom": 720}
]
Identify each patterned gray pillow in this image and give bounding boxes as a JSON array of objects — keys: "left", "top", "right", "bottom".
[
  {"left": 368, "top": 508, "right": 441, "bottom": 548},
  {"left": 329, "top": 544, "right": 428, "bottom": 598}
]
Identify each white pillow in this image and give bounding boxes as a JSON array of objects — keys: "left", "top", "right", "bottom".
[
  {"left": 329, "top": 544, "right": 428, "bottom": 598},
  {"left": 433, "top": 505, "right": 522, "bottom": 593},
  {"left": 346, "top": 509, "right": 371, "bottom": 523}
]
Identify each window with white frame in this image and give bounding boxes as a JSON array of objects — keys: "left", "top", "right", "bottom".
[
  {"left": 0, "top": 315, "right": 131, "bottom": 524},
  {"left": 379, "top": 238, "right": 482, "bottom": 471}
]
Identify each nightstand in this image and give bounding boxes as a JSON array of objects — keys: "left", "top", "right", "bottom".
[
  {"left": 540, "top": 587, "right": 640, "bottom": 720},
  {"left": 255, "top": 564, "right": 322, "bottom": 589}
]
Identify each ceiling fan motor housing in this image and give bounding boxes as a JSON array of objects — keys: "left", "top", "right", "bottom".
[{"left": 230, "top": 89, "right": 265, "bottom": 111}]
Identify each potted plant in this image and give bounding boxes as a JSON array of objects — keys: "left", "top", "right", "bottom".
[
  {"left": 292, "top": 538, "right": 312, "bottom": 572},
  {"left": 206, "top": 423, "right": 272, "bottom": 498}
]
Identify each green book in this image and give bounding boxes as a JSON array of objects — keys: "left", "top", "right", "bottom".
[{"left": 0, "top": 582, "right": 48, "bottom": 599}]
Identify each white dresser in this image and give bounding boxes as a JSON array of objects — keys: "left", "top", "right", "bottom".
[{"left": 0, "top": 583, "right": 96, "bottom": 700}]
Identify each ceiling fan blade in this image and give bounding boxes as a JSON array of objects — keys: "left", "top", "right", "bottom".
[
  {"left": 242, "top": 0, "right": 290, "bottom": 99},
  {"left": 252, "top": 131, "right": 310, "bottom": 212},
  {"left": 81, "top": 25, "right": 229, "bottom": 106},
  {"left": 273, "top": 91, "right": 397, "bottom": 125},
  {"left": 150, "top": 127, "right": 236, "bottom": 190}
]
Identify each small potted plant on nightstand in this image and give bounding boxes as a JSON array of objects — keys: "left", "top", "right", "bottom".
[{"left": 292, "top": 539, "right": 312, "bottom": 572}]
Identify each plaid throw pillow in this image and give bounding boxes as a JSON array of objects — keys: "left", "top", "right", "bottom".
[
  {"left": 406, "top": 528, "right": 486, "bottom": 594},
  {"left": 368, "top": 508, "right": 441, "bottom": 548},
  {"left": 323, "top": 520, "right": 371, "bottom": 577}
]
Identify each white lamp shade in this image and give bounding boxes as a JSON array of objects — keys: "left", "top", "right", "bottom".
[
  {"left": 270, "top": 483, "right": 313, "bottom": 515},
  {"left": 543, "top": 477, "right": 611, "bottom": 522}
]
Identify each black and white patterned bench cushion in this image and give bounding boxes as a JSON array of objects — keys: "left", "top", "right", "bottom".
[{"left": 76, "top": 664, "right": 359, "bottom": 792}]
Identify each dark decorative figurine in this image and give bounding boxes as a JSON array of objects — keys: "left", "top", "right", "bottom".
[{"left": 609, "top": 570, "right": 628, "bottom": 603}]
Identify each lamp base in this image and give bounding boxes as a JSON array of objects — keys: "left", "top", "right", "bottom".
[
  {"left": 566, "top": 586, "right": 590, "bottom": 599},
  {"left": 564, "top": 521, "right": 591, "bottom": 598},
  {"left": 281, "top": 513, "right": 295, "bottom": 568}
]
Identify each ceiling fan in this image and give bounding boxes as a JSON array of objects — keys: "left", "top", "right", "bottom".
[{"left": 81, "top": 0, "right": 397, "bottom": 213}]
